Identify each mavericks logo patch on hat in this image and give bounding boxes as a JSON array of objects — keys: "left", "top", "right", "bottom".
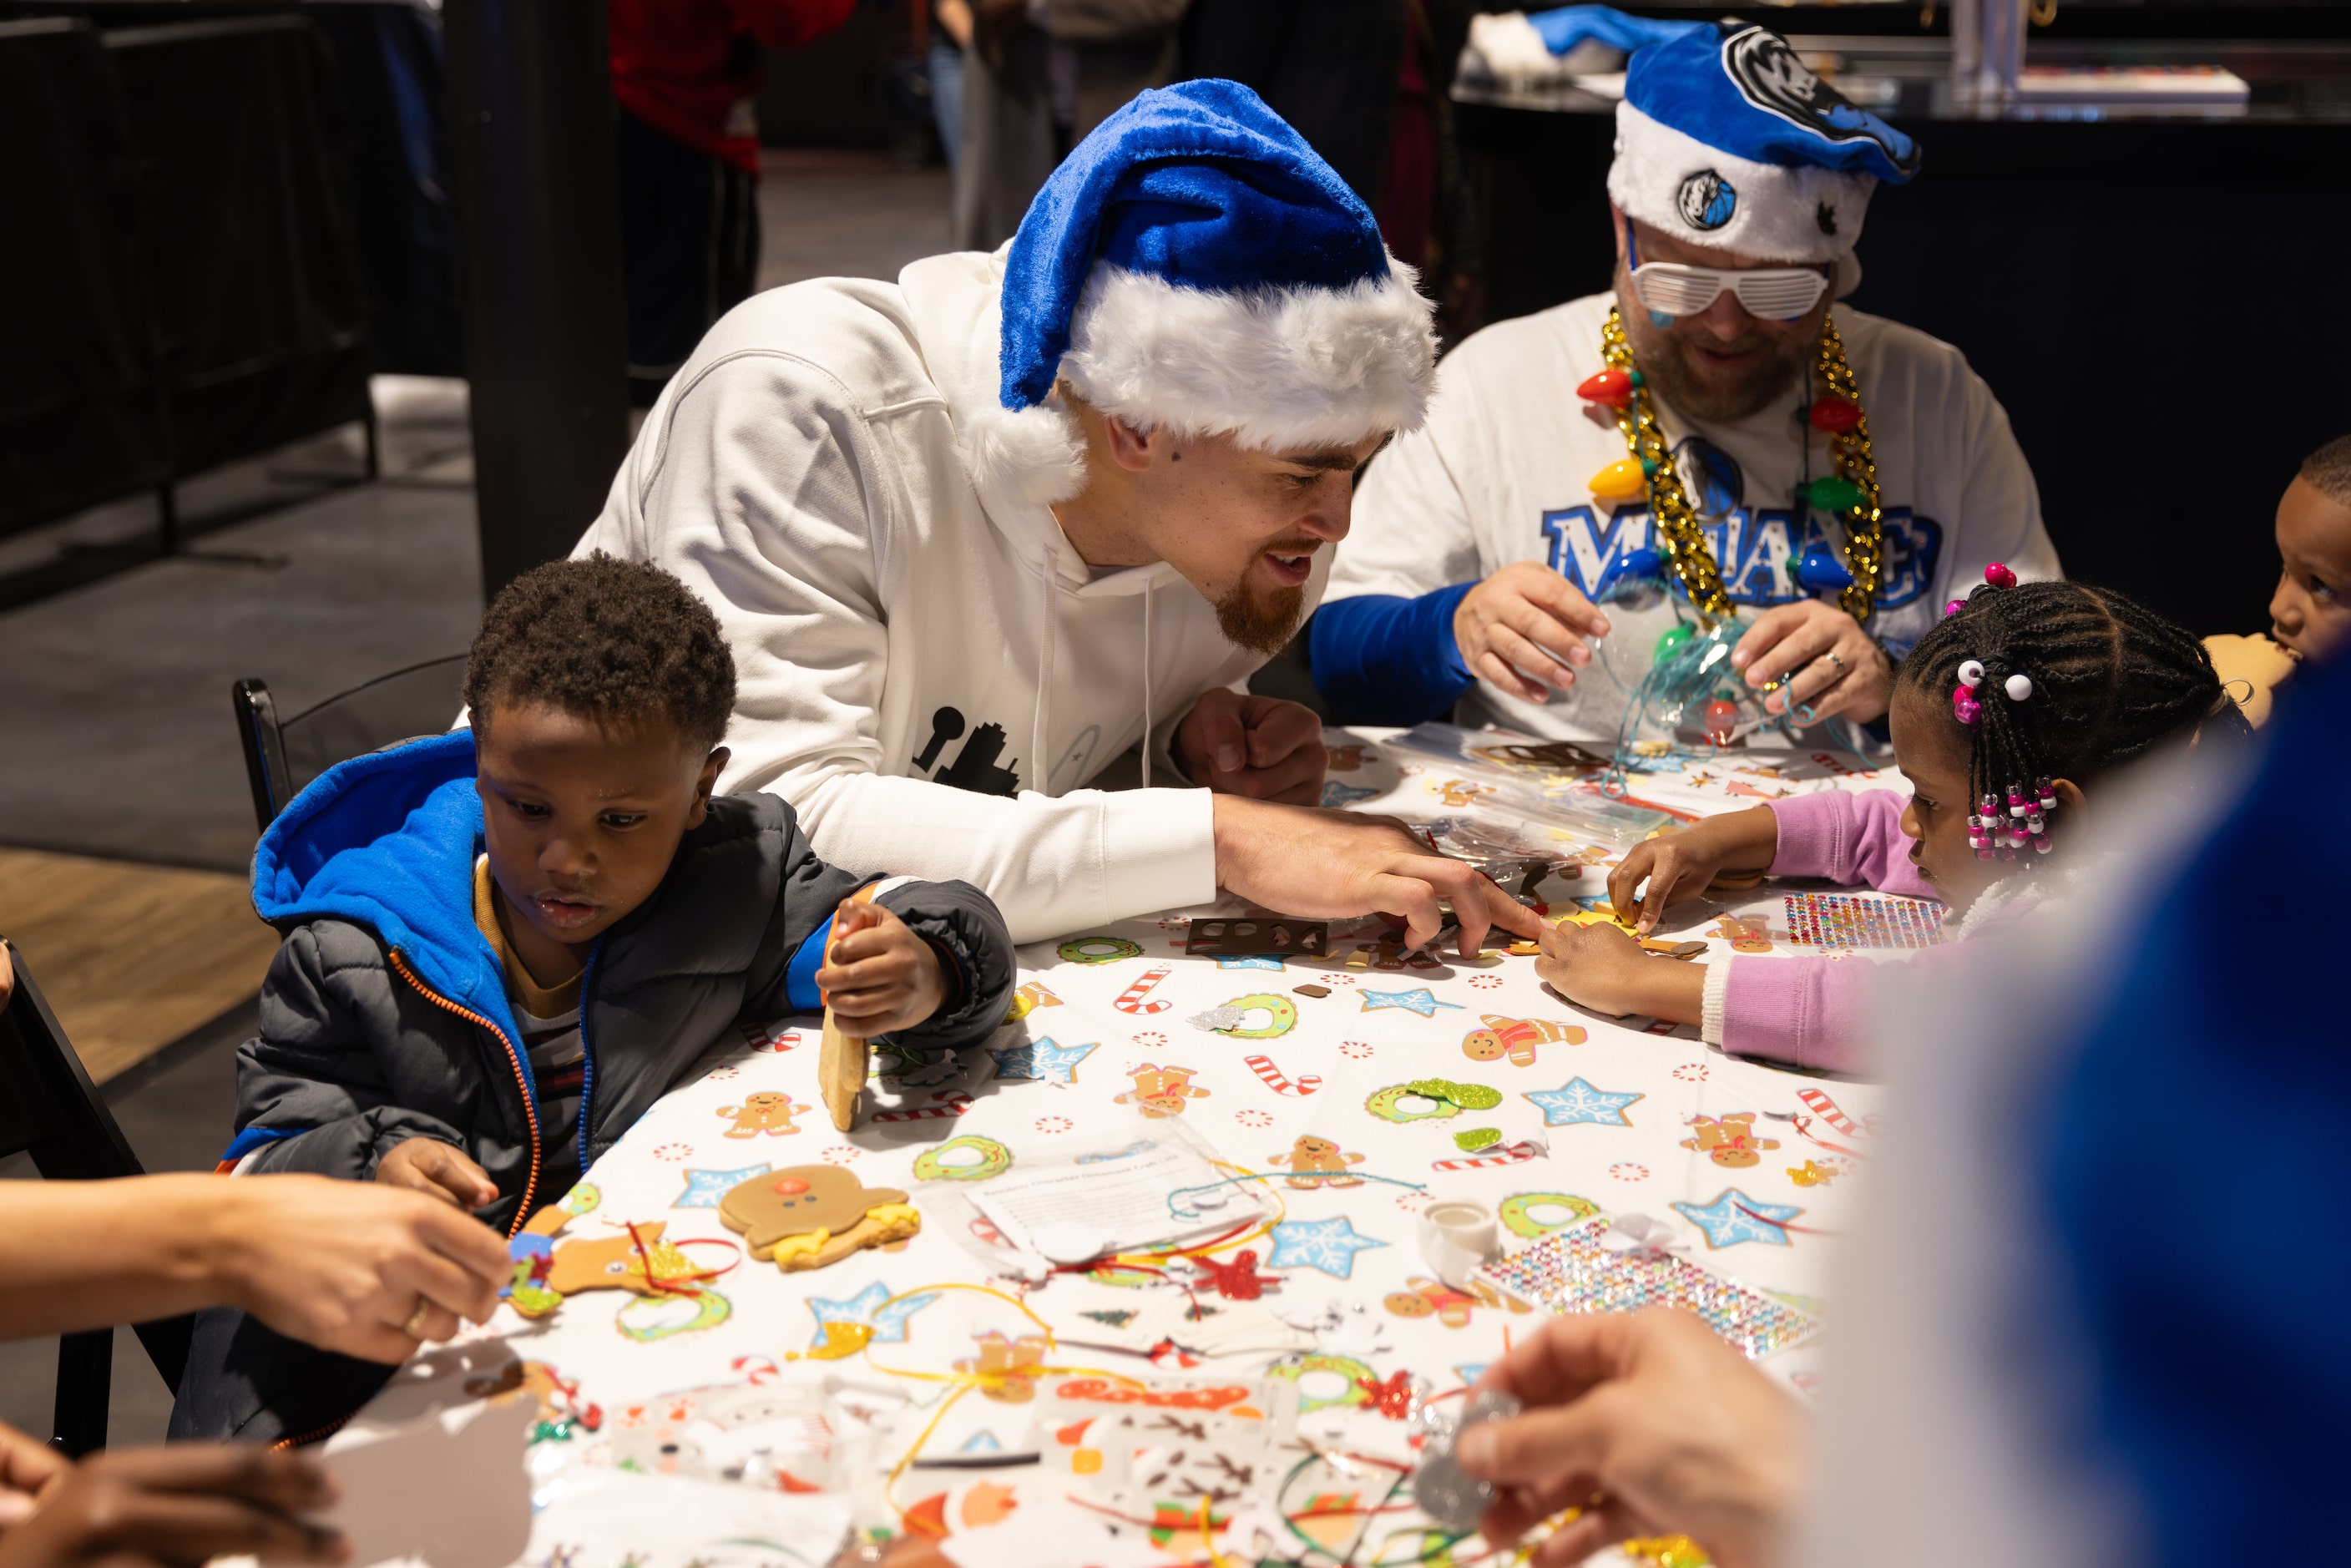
[
  {"left": 1676, "top": 170, "right": 1737, "bottom": 230},
  {"left": 1720, "top": 27, "right": 1917, "bottom": 175}
]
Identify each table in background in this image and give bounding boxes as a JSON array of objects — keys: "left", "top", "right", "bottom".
[{"left": 1451, "top": 23, "right": 2351, "bottom": 642}]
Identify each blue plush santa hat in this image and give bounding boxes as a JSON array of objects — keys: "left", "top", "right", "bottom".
[
  {"left": 968, "top": 80, "right": 1435, "bottom": 508},
  {"left": 1490, "top": 9, "right": 1919, "bottom": 281}
]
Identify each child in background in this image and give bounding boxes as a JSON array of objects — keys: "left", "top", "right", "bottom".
[
  {"left": 1538, "top": 577, "right": 2245, "bottom": 1072},
  {"left": 2205, "top": 434, "right": 2351, "bottom": 726},
  {"left": 174, "top": 554, "right": 1014, "bottom": 1442}
]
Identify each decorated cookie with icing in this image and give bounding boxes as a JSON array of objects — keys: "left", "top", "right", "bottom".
[{"left": 720, "top": 1165, "right": 920, "bottom": 1271}]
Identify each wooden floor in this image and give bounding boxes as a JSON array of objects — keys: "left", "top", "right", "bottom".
[{"left": 0, "top": 846, "right": 276, "bottom": 1081}]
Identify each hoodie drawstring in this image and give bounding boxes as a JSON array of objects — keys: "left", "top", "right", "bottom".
[
  {"left": 1031, "top": 564, "right": 1057, "bottom": 797},
  {"left": 1140, "top": 581, "right": 1155, "bottom": 790}
]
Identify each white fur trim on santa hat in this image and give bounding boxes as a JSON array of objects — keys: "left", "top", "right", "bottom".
[
  {"left": 1059, "top": 258, "right": 1436, "bottom": 451},
  {"left": 1607, "top": 98, "right": 1876, "bottom": 267},
  {"left": 955, "top": 255, "right": 1438, "bottom": 511},
  {"left": 953, "top": 392, "right": 1090, "bottom": 514}
]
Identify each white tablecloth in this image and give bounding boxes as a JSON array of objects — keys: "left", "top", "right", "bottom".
[{"left": 354, "top": 730, "right": 1914, "bottom": 1568}]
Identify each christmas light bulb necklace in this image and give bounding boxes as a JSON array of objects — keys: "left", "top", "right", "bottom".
[{"left": 1580, "top": 306, "right": 1888, "bottom": 629}]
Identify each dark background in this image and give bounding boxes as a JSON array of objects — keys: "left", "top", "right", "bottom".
[{"left": 1458, "top": 111, "right": 2351, "bottom": 643}]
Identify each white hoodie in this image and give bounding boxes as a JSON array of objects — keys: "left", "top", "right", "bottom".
[{"left": 576, "top": 250, "right": 1324, "bottom": 944}]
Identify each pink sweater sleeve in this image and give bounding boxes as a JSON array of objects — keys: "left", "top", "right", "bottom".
[
  {"left": 1717, "top": 952, "right": 1878, "bottom": 1072},
  {"left": 1762, "top": 789, "right": 1935, "bottom": 899},
  {"left": 1717, "top": 943, "right": 1979, "bottom": 1075},
  {"left": 1710, "top": 790, "right": 1944, "bottom": 1071}
]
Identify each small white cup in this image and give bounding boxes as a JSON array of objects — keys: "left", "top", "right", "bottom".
[{"left": 1417, "top": 1199, "right": 1500, "bottom": 1289}]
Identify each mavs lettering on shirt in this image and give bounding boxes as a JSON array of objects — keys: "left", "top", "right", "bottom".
[
  {"left": 1540, "top": 502, "right": 1944, "bottom": 609},
  {"left": 1544, "top": 433, "right": 1944, "bottom": 612}
]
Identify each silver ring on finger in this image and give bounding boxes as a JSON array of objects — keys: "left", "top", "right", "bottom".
[{"left": 1818, "top": 650, "right": 1846, "bottom": 674}]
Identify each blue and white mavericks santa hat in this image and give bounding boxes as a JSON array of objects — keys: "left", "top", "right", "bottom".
[
  {"left": 1496, "top": 9, "right": 1919, "bottom": 284},
  {"left": 970, "top": 79, "right": 1437, "bottom": 508}
]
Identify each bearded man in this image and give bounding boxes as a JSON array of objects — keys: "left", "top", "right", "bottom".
[
  {"left": 573, "top": 81, "right": 1535, "bottom": 952},
  {"left": 1312, "top": 13, "right": 2060, "bottom": 739}
]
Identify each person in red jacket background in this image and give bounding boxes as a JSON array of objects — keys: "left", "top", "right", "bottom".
[{"left": 609, "top": 0, "right": 856, "bottom": 404}]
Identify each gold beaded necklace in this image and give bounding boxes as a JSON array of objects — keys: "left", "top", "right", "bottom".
[{"left": 1590, "top": 306, "right": 1888, "bottom": 628}]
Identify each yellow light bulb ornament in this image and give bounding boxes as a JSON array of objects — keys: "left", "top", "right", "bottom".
[{"left": 1589, "top": 458, "right": 1650, "bottom": 502}]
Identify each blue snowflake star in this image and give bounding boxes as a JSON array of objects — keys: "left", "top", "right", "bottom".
[
  {"left": 1523, "top": 1076, "right": 1643, "bottom": 1128},
  {"left": 1322, "top": 782, "right": 1378, "bottom": 808},
  {"left": 1672, "top": 1189, "right": 1802, "bottom": 1249},
  {"left": 1266, "top": 1216, "right": 1389, "bottom": 1279},
  {"left": 1358, "top": 988, "right": 1464, "bottom": 1017},
  {"left": 989, "top": 1035, "right": 1097, "bottom": 1086},
  {"left": 806, "top": 1280, "right": 939, "bottom": 1346},
  {"left": 675, "top": 1164, "right": 770, "bottom": 1208},
  {"left": 1216, "top": 956, "right": 1287, "bottom": 971}
]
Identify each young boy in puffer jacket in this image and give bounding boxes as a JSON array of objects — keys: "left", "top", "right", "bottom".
[{"left": 173, "top": 554, "right": 1014, "bottom": 1442}]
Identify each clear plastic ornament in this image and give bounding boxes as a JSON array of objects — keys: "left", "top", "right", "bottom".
[{"left": 1595, "top": 615, "right": 1809, "bottom": 794}]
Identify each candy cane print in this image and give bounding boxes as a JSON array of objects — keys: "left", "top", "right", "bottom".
[
  {"left": 1796, "top": 1089, "right": 1865, "bottom": 1139},
  {"left": 1429, "top": 1141, "right": 1543, "bottom": 1172},
  {"left": 1115, "top": 966, "right": 1175, "bottom": 1014},
  {"left": 873, "top": 1091, "right": 973, "bottom": 1123},
  {"left": 1241, "top": 1055, "right": 1322, "bottom": 1096}
]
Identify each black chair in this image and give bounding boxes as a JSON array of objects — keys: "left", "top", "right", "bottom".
[
  {"left": 235, "top": 654, "right": 468, "bottom": 831},
  {"left": 0, "top": 941, "right": 193, "bottom": 1454}
]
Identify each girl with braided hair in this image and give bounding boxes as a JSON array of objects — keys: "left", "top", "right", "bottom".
[{"left": 1535, "top": 572, "right": 2249, "bottom": 1073}]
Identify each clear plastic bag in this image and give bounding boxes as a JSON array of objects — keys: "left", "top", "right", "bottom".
[{"left": 1388, "top": 722, "right": 1673, "bottom": 846}]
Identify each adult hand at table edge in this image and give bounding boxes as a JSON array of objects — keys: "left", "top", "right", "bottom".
[
  {"left": 1453, "top": 564, "right": 1611, "bottom": 706},
  {"left": 0, "top": 1445, "right": 345, "bottom": 1568},
  {"left": 1173, "top": 689, "right": 1327, "bottom": 807},
  {"left": 1730, "top": 600, "right": 1892, "bottom": 725},
  {"left": 1459, "top": 1309, "right": 1803, "bottom": 1568},
  {"left": 1211, "top": 797, "right": 1542, "bottom": 957},
  {"left": 213, "top": 1174, "right": 510, "bottom": 1363}
]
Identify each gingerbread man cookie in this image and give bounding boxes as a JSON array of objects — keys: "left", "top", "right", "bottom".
[
  {"left": 1713, "top": 914, "right": 1773, "bottom": 953},
  {"left": 1680, "top": 1112, "right": 1782, "bottom": 1168},
  {"left": 1114, "top": 1062, "right": 1210, "bottom": 1118},
  {"left": 1460, "top": 1014, "right": 1587, "bottom": 1067},
  {"left": 1383, "top": 1276, "right": 1530, "bottom": 1328},
  {"left": 541, "top": 1220, "right": 702, "bottom": 1297},
  {"left": 1266, "top": 1134, "right": 1365, "bottom": 1189},
  {"left": 719, "top": 1165, "right": 921, "bottom": 1271},
  {"left": 717, "top": 1090, "right": 810, "bottom": 1138}
]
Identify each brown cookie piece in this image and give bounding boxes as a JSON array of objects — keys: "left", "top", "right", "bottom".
[{"left": 719, "top": 1165, "right": 918, "bottom": 1271}]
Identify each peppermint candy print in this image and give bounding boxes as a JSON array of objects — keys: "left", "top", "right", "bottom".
[
  {"left": 1114, "top": 966, "right": 1176, "bottom": 1014},
  {"left": 1242, "top": 1055, "right": 1323, "bottom": 1096}
]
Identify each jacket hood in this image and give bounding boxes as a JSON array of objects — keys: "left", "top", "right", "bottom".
[
  {"left": 251, "top": 730, "right": 521, "bottom": 1044},
  {"left": 901, "top": 247, "right": 1088, "bottom": 548}
]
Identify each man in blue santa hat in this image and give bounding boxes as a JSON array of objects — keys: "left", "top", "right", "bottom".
[
  {"left": 1312, "top": 9, "right": 2061, "bottom": 741},
  {"left": 574, "top": 80, "right": 1536, "bottom": 951}
]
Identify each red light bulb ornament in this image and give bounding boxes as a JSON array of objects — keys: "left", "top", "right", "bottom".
[
  {"left": 1807, "top": 397, "right": 1862, "bottom": 433},
  {"left": 1576, "top": 367, "right": 1638, "bottom": 409}
]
